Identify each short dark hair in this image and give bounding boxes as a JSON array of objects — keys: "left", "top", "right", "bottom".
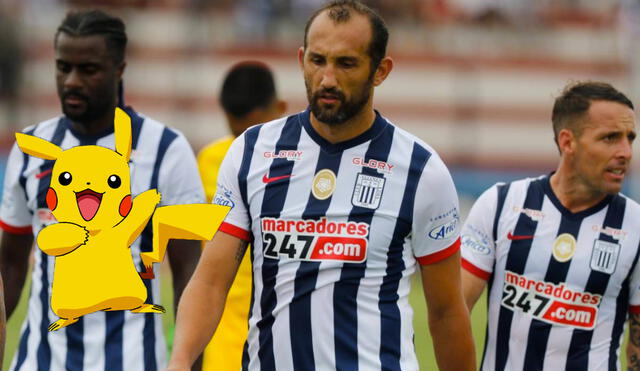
[
  {"left": 552, "top": 81, "right": 634, "bottom": 149},
  {"left": 55, "top": 10, "right": 127, "bottom": 64},
  {"left": 220, "top": 61, "right": 277, "bottom": 118},
  {"left": 303, "top": 0, "right": 389, "bottom": 71}
]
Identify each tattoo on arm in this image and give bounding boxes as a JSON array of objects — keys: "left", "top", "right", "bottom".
[
  {"left": 629, "top": 313, "right": 640, "bottom": 371},
  {"left": 235, "top": 242, "right": 248, "bottom": 263}
]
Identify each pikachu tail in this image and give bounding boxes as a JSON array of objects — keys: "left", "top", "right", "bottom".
[{"left": 139, "top": 204, "right": 230, "bottom": 279}]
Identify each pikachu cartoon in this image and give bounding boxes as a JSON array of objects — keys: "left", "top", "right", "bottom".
[{"left": 15, "top": 108, "right": 230, "bottom": 332}]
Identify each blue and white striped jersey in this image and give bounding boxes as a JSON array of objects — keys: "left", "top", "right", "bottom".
[
  {"left": 0, "top": 107, "right": 205, "bottom": 371},
  {"left": 214, "top": 109, "right": 461, "bottom": 371},
  {"left": 461, "top": 175, "right": 640, "bottom": 371}
]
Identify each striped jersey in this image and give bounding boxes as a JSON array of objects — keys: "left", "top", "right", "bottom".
[
  {"left": 461, "top": 175, "right": 640, "bottom": 371},
  {"left": 0, "top": 107, "right": 205, "bottom": 371},
  {"left": 213, "top": 109, "right": 462, "bottom": 371}
]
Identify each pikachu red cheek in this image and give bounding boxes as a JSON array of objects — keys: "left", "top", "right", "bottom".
[
  {"left": 46, "top": 188, "right": 57, "bottom": 211},
  {"left": 119, "top": 195, "right": 132, "bottom": 217}
]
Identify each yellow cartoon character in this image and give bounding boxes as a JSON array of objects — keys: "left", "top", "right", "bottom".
[{"left": 15, "top": 108, "right": 230, "bottom": 332}]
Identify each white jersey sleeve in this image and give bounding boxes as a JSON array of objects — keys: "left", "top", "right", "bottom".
[
  {"left": 0, "top": 142, "right": 33, "bottom": 233},
  {"left": 460, "top": 184, "right": 499, "bottom": 280},
  {"left": 411, "top": 154, "right": 461, "bottom": 265},
  {"left": 157, "top": 133, "right": 205, "bottom": 206},
  {"left": 628, "top": 251, "right": 640, "bottom": 313},
  {"left": 212, "top": 134, "right": 251, "bottom": 241}
]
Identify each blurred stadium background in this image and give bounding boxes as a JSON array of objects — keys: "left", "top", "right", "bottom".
[{"left": 1, "top": 0, "right": 639, "bottom": 369}]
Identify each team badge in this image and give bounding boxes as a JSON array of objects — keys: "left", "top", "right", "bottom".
[
  {"left": 590, "top": 239, "right": 620, "bottom": 274},
  {"left": 552, "top": 233, "right": 576, "bottom": 262},
  {"left": 351, "top": 173, "right": 385, "bottom": 209},
  {"left": 312, "top": 169, "right": 337, "bottom": 200}
]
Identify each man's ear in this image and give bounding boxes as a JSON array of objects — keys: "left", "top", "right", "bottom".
[
  {"left": 298, "top": 47, "right": 305, "bottom": 70},
  {"left": 373, "top": 56, "right": 393, "bottom": 87},
  {"left": 557, "top": 128, "right": 576, "bottom": 155}
]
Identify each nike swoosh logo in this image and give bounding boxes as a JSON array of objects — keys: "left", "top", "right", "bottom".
[
  {"left": 507, "top": 231, "right": 534, "bottom": 241},
  {"left": 262, "top": 173, "right": 292, "bottom": 184},
  {"left": 36, "top": 169, "right": 52, "bottom": 179}
]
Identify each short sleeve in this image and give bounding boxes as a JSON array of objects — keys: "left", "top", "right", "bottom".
[
  {"left": 628, "top": 255, "right": 640, "bottom": 313},
  {"left": 0, "top": 142, "right": 33, "bottom": 234},
  {"left": 212, "top": 135, "right": 251, "bottom": 242},
  {"left": 460, "top": 185, "right": 499, "bottom": 281},
  {"left": 412, "top": 155, "right": 461, "bottom": 265},
  {"left": 157, "top": 133, "right": 206, "bottom": 206}
]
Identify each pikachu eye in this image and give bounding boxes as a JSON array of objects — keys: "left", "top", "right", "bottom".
[
  {"left": 108, "top": 174, "right": 121, "bottom": 189},
  {"left": 59, "top": 172, "right": 72, "bottom": 186}
]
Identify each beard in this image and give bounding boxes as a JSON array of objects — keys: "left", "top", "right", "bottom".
[
  {"left": 59, "top": 88, "right": 116, "bottom": 124},
  {"left": 306, "top": 76, "right": 373, "bottom": 126}
]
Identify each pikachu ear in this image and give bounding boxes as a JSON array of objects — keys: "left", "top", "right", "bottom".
[
  {"left": 114, "top": 107, "right": 132, "bottom": 162},
  {"left": 15, "top": 133, "right": 63, "bottom": 160}
]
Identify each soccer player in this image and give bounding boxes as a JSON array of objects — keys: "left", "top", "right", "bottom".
[
  {"left": 0, "top": 10, "right": 204, "bottom": 370},
  {"left": 197, "top": 61, "right": 285, "bottom": 370},
  {"left": 461, "top": 81, "right": 640, "bottom": 370},
  {"left": 167, "top": 1, "right": 475, "bottom": 370}
]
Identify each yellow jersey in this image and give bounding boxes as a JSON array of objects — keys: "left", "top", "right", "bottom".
[{"left": 197, "top": 136, "right": 252, "bottom": 370}]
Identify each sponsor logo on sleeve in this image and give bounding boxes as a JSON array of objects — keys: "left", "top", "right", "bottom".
[
  {"left": 261, "top": 217, "right": 369, "bottom": 263},
  {"left": 213, "top": 184, "right": 235, "bottom": 209},
  {"left": 502, "top": 271, "right": 601, "bottom": 329},
  {"left": 462, "top": 234, "right": 490, "bottom": 255},
  {"left": 428, "top": 214, "right": 459, "bottom": 240}
]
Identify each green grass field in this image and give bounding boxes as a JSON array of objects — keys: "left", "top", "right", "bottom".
[{"left": 2, "top": 267, "right": 630, "bottom": 370}]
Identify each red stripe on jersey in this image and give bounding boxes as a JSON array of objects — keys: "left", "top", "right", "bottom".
[
  {"left": 461, "top": 258, "right": 491, "bottom": 281},
  {"left": 219, "top": 222, "right": 251, "bottom": 241},
  {"left": 630, "top": 305, "right": 640, "bottom": 314},
  {"left": 0, "top": 219, "right": 32, "bottom": 235},
  {"left": 416, "top": 237, "right": 460, "bottom": 265}
]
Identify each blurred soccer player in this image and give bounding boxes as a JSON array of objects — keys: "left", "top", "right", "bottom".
[
  {"left": 167, "top": 1, "right": 475, "bottom": 370},
  {"left": 0, "top": 10, "right": 205, "bottom": 371},
  {"left": 197, "top": 61, "right": 285, "bottom": 370},
  {"left": 461, "top": 81, "right": 640, "bottom": 370}
]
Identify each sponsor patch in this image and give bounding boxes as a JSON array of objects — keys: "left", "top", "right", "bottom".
[
  {"left": 552, "top": 233, "right": 576, "bottom": 262},
  {"left": 263, "top": 150, "right": 303, "bottom": 161},
  {"left": 591, "top": 225, "right": 627, "bottom": 241},
  {"left": 213, "top": 184, "right": 235, "bottom": 209},
  {"left": 351, "top": 173, "right": 385, "bottom": 210},
  {"left": 502, "top": 271, "right": 600, "bottom": 329},
  {"left": 462, "top": 234, "right": 491, "bottom": 255},
  {"left": 429, "top": 216, "right": 459, "bottom": 240},
  {"left": 590, "top": 239, "right": 620, "bottom": 275},
  {"left": 261, "top": 217, "right": 369, "bottom": 262},
  {"left": 512, "top": 206, "right": 545, "bottom": 222},
  {"left": 312, "top": 169, "right": 336, "bottom": 200},
  {"left": 352, "top": 157, "right": 394, "bottom": 174}
]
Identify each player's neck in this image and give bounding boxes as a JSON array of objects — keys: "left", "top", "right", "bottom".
[
  {"left": 549, "top": 169, "right": 607, "bottom": 213},
  {"left": 69, "top": 111, "right": 115, "bottom": 136},
  {"left": 310, "top": 105, "right": 376, "bottom": 144}
]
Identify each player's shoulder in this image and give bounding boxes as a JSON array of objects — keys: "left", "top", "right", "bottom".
[
  {"left": 21, "top": 116, "right": 63, "bottom": 137},
  {"left": 137, "top": 114, "right": 185, "bottom": 138},
  {"left": 618, "top": 192, "right": 640, "bottom": 216}
]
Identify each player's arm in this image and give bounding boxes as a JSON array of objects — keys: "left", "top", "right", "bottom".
[
  {"left": 628, "top": 312, "right": 640, "bottom": 370},
  {"left": 166, "top": 231, "right": 247, "bottom": 370},
  {"left": 421, "top": 249, "right": 476, "bottom": 371},
  {"left": 460, "top": 184, "right": 501, "bottom": 310},
  {"left": 0, "top": 230, "right": 33, "bottom": 318}
]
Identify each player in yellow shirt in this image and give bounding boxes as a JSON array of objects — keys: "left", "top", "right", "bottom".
[{"left": 197, "top": 61, "right": 286, "bottom": 370}]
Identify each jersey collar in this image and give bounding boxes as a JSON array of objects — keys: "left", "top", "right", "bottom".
[
  {"left": 298, "top": 108, "right": 388, "bottom": 153},
  {"left": 63, "top": 106, "right": 142, "bottom": 144},
  {"left": 541, "top": 173, "right": 614, "bottom": 220}
]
